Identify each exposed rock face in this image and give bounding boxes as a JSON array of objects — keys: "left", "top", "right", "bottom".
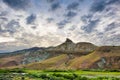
[
  {"left": 47, "top": 38, "right": 97, "bottom": 54},
  {"left": 90, "top": 56, "right": 120, "bottom": 69},
  {"left": 52, "top": 38, "right": 76, "bottom": 52},
  {"left": 21, "top": 51, "right": 50, "bottom": 65},
  {"left": 65, "top": 38, "right": 73, "bottom": 43}
]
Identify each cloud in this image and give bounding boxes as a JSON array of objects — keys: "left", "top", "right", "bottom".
[
  {"left": 67, "top": 2, "right": 79, "bottom": 10},
  {"left": 81, "top": 14, "right": 92, "bottom": 23},
  {"left": 65, "top": 11, "right": 77, "bottom": 18},
  {"left": 68, "top": 25, "right": 76, "bottom": 31},
  {"left": 26, "top": 14, "right": 36, "bottom": 24},
  {"left": 6, "top": 20, "right": 20, "bottom": 33},
  {"left": 90, "top": 0, "right": 106, "bottom": 12},
  {"left": 3, "top": 0, "right": 31, "bottom": 10},
  {"left": 90, "top": 0, "right": 120, "bottom": 12},
  {"left": 46, "top": 0, "right": 55, "bottom": 3},
  {"left": 31, "top": 26, "right": 37, "bottom": 29},
  {"left": 81, "top": 19, "right": 100, "bottom": 33},
  {"left": 0, "top": 37, "right": 16, "bottom": 43},
  {"left": 105, "top": 22, "right": 120, "bottom": 31},
  {"left": 57, "top": 20, "right": 71, "bottom": 29},
  {"left": 0, "top": 20, "right": 20, "bottom": 35},
  {"left": 0, "top": 17, "right": 8, "bottom": 21},
  {"left": 50, "top": 2, "right": 61, "bottom": 11},
  {"left": 0, "top": 11, "right": 8, "bottom": 16},
  {"left": 106, "top": 0, "right": 120, "bottom": 5},
  {"left": 101, "top": 34, "right": 120, "bottom": 46},
  {"left": 78, "top": 0, "right": 84, "bottom": 2},
  {"left": 46, "top": 18, "right": 54, "bottom": 23}
]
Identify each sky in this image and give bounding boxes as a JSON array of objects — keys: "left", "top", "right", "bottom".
[{"left": 0, "top": 0, "right": 120, "bottom": 53}]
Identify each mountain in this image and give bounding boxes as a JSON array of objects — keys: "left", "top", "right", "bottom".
[
  {"left": 0, "top": 38, "right": 120, "bottom": 70},
  {"left": 0, "top": 47, "right": 41, "bottom": 58},
  {"left": 46, "top": 38, "right": 97, "bottom": 54}
]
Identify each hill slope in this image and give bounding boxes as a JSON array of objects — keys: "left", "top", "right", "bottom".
[
  {"left": 0, "top": 39, "right": 120, "bottom": 70},
  {"left": 24, "top": 54, "right": 69, "bottom": 69},
  {"left": 22, "top": 46, "right": 120, "bottom": 70},
  {"left": 0, "top": 38, "right": 97, "bottom": 68}
]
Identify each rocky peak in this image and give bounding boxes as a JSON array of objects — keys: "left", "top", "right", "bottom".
[{"left": 64, "top": 38, "right": 73, "bottom": 43}]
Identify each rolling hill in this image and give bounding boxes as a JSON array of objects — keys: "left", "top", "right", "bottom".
[{"left": 0, "top": 38, "right": 120, "bottom": 70}]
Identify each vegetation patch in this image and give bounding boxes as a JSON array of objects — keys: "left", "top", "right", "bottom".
[{"left": 0, "top": 69, "right": 120, "bottom": 80}]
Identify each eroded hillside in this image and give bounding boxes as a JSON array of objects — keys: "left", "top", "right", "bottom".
[{"left": 0, "top": 39, "right": 120, "bottom": 70}]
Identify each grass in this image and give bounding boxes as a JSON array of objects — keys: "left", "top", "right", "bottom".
[
  {"left": 26, "top": 70, "right": 120, "bottom": 80},
  {"left": 25, "top": 69, "right": 120, "bottom": 75},
  {"left": 23, "top": 69, "right": 120, "bottom": 80},
  {"left": 0, "top": 69, "right": 120, "bottom": 80}
]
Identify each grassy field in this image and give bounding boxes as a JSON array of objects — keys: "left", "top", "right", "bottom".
[{"left": 0, "top": 69, "right": 120, "bottom": 80}]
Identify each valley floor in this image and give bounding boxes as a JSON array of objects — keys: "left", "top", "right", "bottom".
[{"left": 0, "top": 69, "right": 120, "bottom": 80}]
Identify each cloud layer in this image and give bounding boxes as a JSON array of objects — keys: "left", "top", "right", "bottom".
[
  {"left": 0, "top": 0, "right": 120, "bottom": 52},
  {"left": 3, "top": 0, "right": 32, "bottom": 10}
]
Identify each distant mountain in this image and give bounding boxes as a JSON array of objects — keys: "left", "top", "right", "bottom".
[
  {"left": 0, "top": 47, "right": 43, "bottom": 58},
  {"left": 0, "top": 38, "right": 120, "bottom": 70}
]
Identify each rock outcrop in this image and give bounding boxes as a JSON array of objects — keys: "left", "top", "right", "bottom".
[{"left": 47, "top": 38, "right": 97, "bottom": 54}]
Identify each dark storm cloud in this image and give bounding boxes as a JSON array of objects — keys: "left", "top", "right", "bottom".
[
  {"left": 57, "top": 20, "right": 71, "bottom": 29},
  {"left": 51, "top": 2, "right": 60, "bottom": 11},
  {"left": 3, "top": 0, "right": 31, "bottom": 10},
  {"left": 81, "top": 19, "right": 100, "bottom": 33},
  {"left": 65, "top": 11, "right": 77, "bottom": 18},
  {"left": 67, "top": 2, "right": 79, "bottom": 10},
  {"left": 90, "top": 0, "right": 120, "bottom": 12},
  {"left": 26, "top": 14, "right": 36, "bottom": 24}
]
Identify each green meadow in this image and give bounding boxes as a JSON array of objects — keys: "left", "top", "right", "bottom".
[{"left": 0, "top": 69, "right": 120, "bottom": 80}]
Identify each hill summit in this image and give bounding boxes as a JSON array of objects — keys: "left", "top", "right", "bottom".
[
  {"left": 65, "top": 38, "right": 73, "bottom": 43},
  {"left": 47, "top": 38, "right": 97, "bottom": 54}
]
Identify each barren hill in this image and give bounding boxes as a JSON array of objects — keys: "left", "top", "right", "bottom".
[{"left": 0, "top": 39, "right": 120, "bottom": 70}]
